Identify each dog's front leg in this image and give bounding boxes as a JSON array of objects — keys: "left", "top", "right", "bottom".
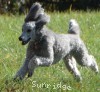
[
  {"left": 28, "top": 56, "right": 53, "bottom": 77},
  {"left": 14, "top": 58, "right": 29, "bottom": 80},
  {"left": 14, "top": 42, "right": 35, "bottom": 80},
  {"left": 28, "top": 45, "right": 54, "bottom": 77}
]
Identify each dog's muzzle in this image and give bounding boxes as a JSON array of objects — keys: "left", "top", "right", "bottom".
[{"left": 19, "top": 36, "right": 31, "bottom": 45}]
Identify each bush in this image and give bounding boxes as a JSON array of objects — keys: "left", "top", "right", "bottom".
[{"left": 0, "top": 0, "right": 100, "bottom": 14}]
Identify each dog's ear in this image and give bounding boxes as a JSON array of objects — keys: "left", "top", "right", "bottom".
[
  {"left": 25, "top": 2, "right": 44, "bottom": 22},
  {"left": 35, "top": 13, "right": 50, "bottom": 30}
]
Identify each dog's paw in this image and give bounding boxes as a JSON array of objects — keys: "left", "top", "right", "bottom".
[
  {"left": 90, "top": 62, "right": 99, "bottom": 73},
  {"left": 75, "top": 75, "right": 82, "bottom": 82},
  {"left": 13, "top": 74, "right": 23, "bottom": 80},
  {"left": 28, "top": 71, "right": 33, "bottom": 78},
  {"left": 13, "top": 71, "right": 25, "bottom": 80}
]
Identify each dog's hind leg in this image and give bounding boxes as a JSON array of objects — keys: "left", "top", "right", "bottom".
[
  {"left": 63, "top": 56, "right": 82, "bottom": 81},
  {"left": 80, "top": 54, "right": 99, "bottom": 73},
  {"left": 89, "top": 55, "right": 99, "bottom": 73},
  {"left": 73, "top": 43, "right": 99, "bottom": 73}
]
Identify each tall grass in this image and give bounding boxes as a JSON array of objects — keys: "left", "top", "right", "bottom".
[{"left": 0, "top": 11, "right": 100, "bottom": 92}]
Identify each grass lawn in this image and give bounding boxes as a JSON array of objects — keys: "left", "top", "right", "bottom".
[{"left": 0, "top": 11, "right": 100, "bottom": 92}]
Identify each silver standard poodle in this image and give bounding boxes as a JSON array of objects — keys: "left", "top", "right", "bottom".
[{"left": 14, "top": 3, "right": 99, "bottom": 81}]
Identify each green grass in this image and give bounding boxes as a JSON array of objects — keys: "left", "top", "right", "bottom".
[{"left": 0, "top": 11, "right": 100, "bottom": 92}]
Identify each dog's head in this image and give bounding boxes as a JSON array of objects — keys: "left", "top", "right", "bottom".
[
  {"left": 19, "top": 2, "right": 50, "bottom": 45},
  {"left": 19, "top": 22, "right": 36, "bottom": 45}
]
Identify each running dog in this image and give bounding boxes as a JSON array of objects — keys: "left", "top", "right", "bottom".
[{"left": 14, "top": 3, "right": 99, "bottom": 81}]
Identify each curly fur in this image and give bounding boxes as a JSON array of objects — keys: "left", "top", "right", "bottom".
[{"left": 14, "top": 3, "right": 99, "bottom": 81}]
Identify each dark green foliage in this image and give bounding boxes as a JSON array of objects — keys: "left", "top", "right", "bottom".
[{"left": 0, "top": 0, "right": 100, "bottom": 13}]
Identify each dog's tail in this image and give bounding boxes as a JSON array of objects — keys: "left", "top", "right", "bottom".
[{"left": 68, "top": 19, "right": 80, "bottom": 36}]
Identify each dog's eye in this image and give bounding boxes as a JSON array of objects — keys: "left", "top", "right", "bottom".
[{"left": 27, "top": 29, "right": 31, "bottom": 33}]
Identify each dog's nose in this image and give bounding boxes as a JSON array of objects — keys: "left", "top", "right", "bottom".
[{"left": 19, "top": 36, "right": 22, "bottom": 41}]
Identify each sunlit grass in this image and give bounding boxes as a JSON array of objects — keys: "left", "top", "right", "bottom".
[{"left": 0, "top": 11, "right": 100, "bottom": 92}]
